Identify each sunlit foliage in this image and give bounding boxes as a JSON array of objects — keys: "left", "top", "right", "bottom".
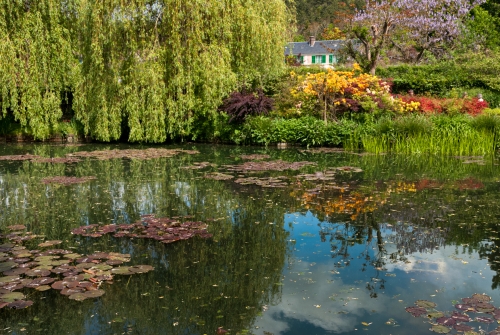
[{"left": 0, "top": 0, "right": 292, "bottom": 142}]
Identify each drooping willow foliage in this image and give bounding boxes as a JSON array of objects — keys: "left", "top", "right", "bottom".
[{"left": 0, "top": 0, "right": 292, "bottom": 142}]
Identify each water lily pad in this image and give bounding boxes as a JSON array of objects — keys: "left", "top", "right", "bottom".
[
  {"left": 91, "top": 264, "right": 112, "bottom": 271},
  {"left": 416, "top": 300, "right": 437, "bottom": 309},
  {"left": 68, "top": 293, "right": 88, "bottom": 301},
  {"left": 60, "top": 288, "right": 85, "bottom": 296},
  {"left": 7, "top": 300, "right": 33, "bottom": 309},
  {"left": 35, "top": 285, "right": 51, "bottom": 291},
  {"left": 111, "top": 267, "right": 133, "bottom": 275},
  {"left": 129, "top": 265, "right": 154, "bottom": 273},
  {"left": 476, "top": 302, "right": 494, "bottom": 313},
  {"left": 61, "top": 254, "right": 80, "bottom": 261},
  {"left": 83, "top": 290, "right": 105, "bottom": 298},
  {"left": 51, "top": 281, "right": 65, "bottom": 290},
  {"left": 3, "top": 268, "right": 27, "bottom": 276},
  {"left": 0, "top": 275, "right": 20, "bottom": 284},
  {"left": 428, "top": 312, "right": 445, "bottom": 318},
  {"left": 471, "top": 294, "right": 490, "bottom": 303},
  {"left": 7, "top": 225, "right": 26, "bottom": 231},
  {"left": 0, "top": 261, "right": 17, "bottom": 272},
  {"left": 430, "top": 324, "right": 450, "bottom": 333},
  {"left": 475, "top": 316, "right": 494, "bottom": 324},
  {"left": 38, "top": 240, "right": 62, "bottom": 248},
  {"left": 0, "top": 292, "right": 25, "bottom": 302},
  {"left": 451, "top": 311, "right": 471, "bottom": 322},
  {"left": 453, "top": 324, "right": 473, "bottom": 332},
  {"left": 25, "top": 269, "right": 51, "bottom": 277},
  {"left": 406, "top": 306, "right": 427, "bottom": 317},
  {"left": 455, "top": 304, "right": 473, "bottom": 311},
  {"left": 436, "top": 317, "right": 456, "bottom": 326}
]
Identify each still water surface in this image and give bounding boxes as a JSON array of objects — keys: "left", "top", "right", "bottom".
[{"left": 1, "top": 143, "right": 500, "bottom": 335}]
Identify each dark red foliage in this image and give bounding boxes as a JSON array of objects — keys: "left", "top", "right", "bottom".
[{"left": 219, "top": 88, "right": 274, "bottom": 123}]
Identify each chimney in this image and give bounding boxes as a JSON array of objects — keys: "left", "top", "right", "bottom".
[{"left": 309, "top": 36, "right": 316, "bottom": 47}]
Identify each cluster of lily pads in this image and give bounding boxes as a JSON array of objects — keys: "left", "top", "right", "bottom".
[
  {"left": 71, "top": 214, "right": 212, "bottom": 243},
  {"left": 0, "top": 148, "right": 199, "bottom": 165},
  {"left": 406, "top": 294, "right": 500, "bottom": 334},
  {"left": 0, "top": 225, "right": 154, "bottom": 309},
  {"left": 69, "top": 148, "right": 199, "bottom": 160},
  {"left": 181, "top": 162, "right": 216, "bottom": 170},
  {"left": 204, "top": 172, "right": 234, "bottom": 181},
  {"left": 300, "top": 148, "right": 345, "bottom": 154},
  {"left": 234, "top": 176, "right": 288, "bottom": 188},
  {"left": 41, "top": 176, "right": 97, "bottom": 185},
  {"left": 239, "top": 154, "right": 271, "bottom": 160},
  {"left": 222, "top": 160, "right": 316, "bottom": 172},
  {"left": 0, "top": 154, "right": 80, "bottom": 163}
]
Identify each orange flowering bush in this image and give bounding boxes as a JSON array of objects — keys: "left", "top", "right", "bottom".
[{"left": 292, "top": 65, "right": 408, "bottom": 122}]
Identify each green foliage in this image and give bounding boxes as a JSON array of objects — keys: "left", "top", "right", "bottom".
[
  {"left": 238, "top": 116, "right": 365, "bottom": 147},
  {"left": 0, "top": 0, "right": 292, "bottom": 142},
  {"left": 463, "top": 7, "right": 500, "bottom": 51},
  {"left": 377, "top": 54, "right": 500, "bottom": 107},
  {"left": 362, "top": 114, "right": 497, "bottom": 155}
]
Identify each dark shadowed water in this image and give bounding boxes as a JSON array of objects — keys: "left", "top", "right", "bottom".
[{"left": 1, "top": 143, "right": 500, "bottom": 335}]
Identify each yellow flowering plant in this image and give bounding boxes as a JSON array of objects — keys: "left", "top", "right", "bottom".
[{"left": 291, "top": 64, "right": 404, "bottom": 123}]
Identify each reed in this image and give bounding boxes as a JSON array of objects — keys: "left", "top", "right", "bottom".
[{"left": 361, "top": 114, "right": 498, "bottom": 155}]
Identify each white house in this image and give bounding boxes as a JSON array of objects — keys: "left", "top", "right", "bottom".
[{"left": 284, "top": 36, "right": 344, "bottom": 67}]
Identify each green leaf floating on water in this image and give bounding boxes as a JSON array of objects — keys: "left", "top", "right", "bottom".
[
  {"left": 427, "top": 312, "right": 444, "bottom": 318},
  {"left": 416, "top": 300, "right": 437, "bottom": 308},
  {"left": 0, "top": 292, "right": 25, "bottom": 302},
  {"left": 430, "top": 324, "right": 450, "bottom": 333},
  {"left": 0, "top": 261, "right": 17, "bottom": 272}
]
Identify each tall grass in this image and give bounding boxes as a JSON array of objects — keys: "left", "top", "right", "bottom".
[{"left": 362, "top": 114, "right": 499, "bottom": 155}]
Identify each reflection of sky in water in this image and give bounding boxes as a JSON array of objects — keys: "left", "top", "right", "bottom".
[{"left": 253, "top": 211, "right": 498, "bottom": 335}]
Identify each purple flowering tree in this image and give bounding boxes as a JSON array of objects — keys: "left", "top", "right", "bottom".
[{"left": 345, "top": 0, "right": 486, "bottom": 74}]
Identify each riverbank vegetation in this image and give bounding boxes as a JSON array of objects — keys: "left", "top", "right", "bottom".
[{"left": 1, "top": 0, "right": 500, "bottom": 155}]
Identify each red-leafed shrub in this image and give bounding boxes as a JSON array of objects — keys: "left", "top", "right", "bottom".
[
  {"left": 461, "top": 98, "right": 489, "bottom": 116},
  {"left": 399, "top": 96, "right": 489, "bottom": 115},
  {"left": 219, "top": 89, "right": 274, "bottom": 124}
]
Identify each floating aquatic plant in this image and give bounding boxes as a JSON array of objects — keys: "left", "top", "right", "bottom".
[
  {"left": 68, "top": 148, "right": 198, "bottom": 160},
  {"left": 41, "top": 176, "right": 96, "bottom": 185},
  {"left": 181, "top": 162, "right": 216, "bottom": 169},
  {"left": 223, "top": 160, "right": 316, "bottom": 172},
  {"left": 239, "top": 154, "right": 271, "bottom": 160},
  {"left": 204, "top": 172, "right": 234, "bottom": 181},
  {"left": 0, "top": 154, "right": 81, "bottom": 164},
  {"left": 301, "top": 148, "right": 346, "bottom": 154},
  {"left": 405, "top": 294, "right": 500, "bottom": 334},
  {"left": 0, "top": 227, "right": 154, "bottom": 309},
  {"left": 0, "top": 154, "right": 43, "bottom": 161},
  {"left": 71, "top": 214, "right": 212, "bottom": 244},
  {"left": 32, "top": 157, "right": 81, "bottom": 164},
  {"left": 234, "top": 176, "right": 288, "bottom": 188}
]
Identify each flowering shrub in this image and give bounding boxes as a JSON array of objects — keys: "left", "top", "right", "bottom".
[
  {"left": 400, "top": 96, "right": 489, "bottom": 115},
  {"left": 292, "top": 65, "right": 401, "bottom": 122}
]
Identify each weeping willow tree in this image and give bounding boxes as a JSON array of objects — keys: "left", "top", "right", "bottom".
[
  {"left": 0, "top": 0, "right": 292, "bottom": 142},
  {"left": 0, "top": 1, "right": 77, "bottom": 139}
]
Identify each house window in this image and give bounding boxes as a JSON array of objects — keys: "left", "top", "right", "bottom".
[
  {"left": 298, "top": 55, "right": 304, "bottom": 64},
  {"left": 329, "top": 54, "right": 336, "bottom": 64},
  {"left": 312, "top": 55, "right": 326, "bottom": 64}
]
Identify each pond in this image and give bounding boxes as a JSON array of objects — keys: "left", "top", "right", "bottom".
[{"left": 1, "top": 143, "right": 500, "bottom": 335}]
